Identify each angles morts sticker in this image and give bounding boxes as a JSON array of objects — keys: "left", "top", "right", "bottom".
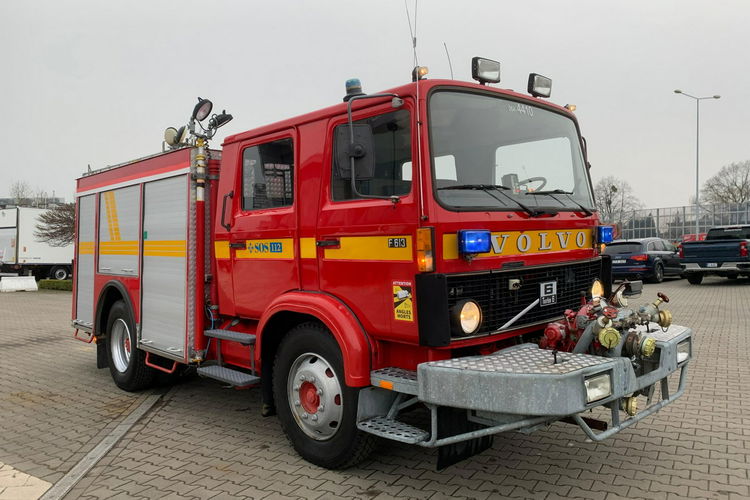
[{"left": 393, "top": 281, "right": 414, "bottom": 321}]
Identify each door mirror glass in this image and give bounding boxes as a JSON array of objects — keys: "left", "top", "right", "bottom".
[{"left": 334, "top": 124, "right": 375, "bottom": 180}]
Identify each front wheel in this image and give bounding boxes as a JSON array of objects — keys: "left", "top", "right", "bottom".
[
  {"left": 687, "top": 274, "right": 703, "bottom": 285},
  {"left": 105, "top": 300, "right": 155, "bottom": 391},
  {"left": 273, "top": 322, "right": 375, "bottom": 469}
]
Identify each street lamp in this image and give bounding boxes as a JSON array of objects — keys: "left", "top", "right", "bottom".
[{"left": 674, "top": 89, "right": 720, "bottom": 237}]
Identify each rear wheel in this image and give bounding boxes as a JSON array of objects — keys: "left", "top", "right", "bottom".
[
  {"left": 651, "top": 263, "right": 664, "bottom": 283},
  {"left": 50, "top": 266, "right": 69, "bottom": 280},
  {"left": 273, "top": 322, "right": 375, "bottom": 469},
  {"left": 687, "top": 274, "right": 703, "bottom": 285},
  {"left": 105, "top": 300, "right": 155, "bottom": 391}
]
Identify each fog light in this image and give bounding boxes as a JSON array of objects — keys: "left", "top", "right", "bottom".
[
  {"left": 584, "top": 373, "right": 612, "bottom": 403},
  {"left": 451, "top": 299, "right": 482, "bottom": 336},
  {"left": 677, "top": 339, "right": 690, "bottom": 363}
]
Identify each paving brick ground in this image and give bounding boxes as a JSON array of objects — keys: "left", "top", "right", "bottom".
[{"left": 1, "top": 277, "right": 749, "bottom": 499}]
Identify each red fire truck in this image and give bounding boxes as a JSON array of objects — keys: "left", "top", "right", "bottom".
[{"left": 73, "top": 59, "right": 691, "bottom": 469}]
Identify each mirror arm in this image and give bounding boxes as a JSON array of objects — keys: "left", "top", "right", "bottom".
[{"left": 346, "top": 93, "right": 403, "bottom": 201}]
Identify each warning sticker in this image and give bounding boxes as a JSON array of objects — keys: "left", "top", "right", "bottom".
[{"left": 393, "top": 281, "right": 413, "bottom": 322}]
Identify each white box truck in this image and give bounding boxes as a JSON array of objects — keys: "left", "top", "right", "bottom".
[{"left": 0, "top": 207, "right": 73, "bottom": 279}]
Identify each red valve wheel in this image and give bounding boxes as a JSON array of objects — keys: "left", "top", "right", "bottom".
[{"left": 657, "top": 292, "right": 670, "bottom": 303}]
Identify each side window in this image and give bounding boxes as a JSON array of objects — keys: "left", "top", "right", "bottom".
[
  {"left": 646, "top": 241, "right": 656, "bottom": 251},
  {"left": 242, "top": 138, "right": 294, "bottom": 210},
  {"left": 332, "top": 109, "right": 411, "bottom": 200}
]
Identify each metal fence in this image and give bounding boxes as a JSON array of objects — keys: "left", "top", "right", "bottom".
[{"left": 608, "top": 203, "right": 750, "bottom": 241}]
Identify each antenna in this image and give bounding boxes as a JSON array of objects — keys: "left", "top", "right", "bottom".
[
  {"left": 444, "top": 42, "right": 454, "bottom": 79},
  {"left": 404, "top": 0, "right": 418, "bottom": 67}
]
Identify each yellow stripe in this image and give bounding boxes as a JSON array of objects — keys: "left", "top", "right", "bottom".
[
  {"left": 99, "top": 240, "right": 138, "bottom": 255},
  {"left": 103, "top": 191, "right": 121, "bottom": 241},
  {"left": 443, "top": 229, "right": 593, "bottom": 260},
  {"left": 144, "top": 240, "right": 186, "bottom": 257},
  {"left": 324, "top": 236, "right": 412, "bottom": 261},
  {"left": 300, "top": 237, "right": 316, "bottom": 259},
  {"left": 214, "top": 240, "right": 230, "bottom": 259},
  {"left": 78, "top": 241, "right": 94, "bottom": 255},
  {"left": 236, "top": 239, "right": 294, "bottom": 259}
]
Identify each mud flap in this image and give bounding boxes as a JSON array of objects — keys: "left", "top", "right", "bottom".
[
  {"left": 437, "top": 407, "right": 493, "bottom": 470},
  {"left": 96, "top": 341, "right": 108, "bottom": 369}
]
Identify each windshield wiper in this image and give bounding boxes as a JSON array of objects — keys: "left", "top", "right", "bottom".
[
  {"left": 525, "top": 189, "right": 593, "bottom": 216},
  {"left": 438, "top": 184, "right": 548, "bottom": 217}
]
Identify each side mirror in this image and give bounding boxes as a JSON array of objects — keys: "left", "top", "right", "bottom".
[{"left": 334, "top": 124, "right": 375, "bottom": 180}]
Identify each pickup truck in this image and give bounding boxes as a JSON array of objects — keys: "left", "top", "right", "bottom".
[{"left": 680, "top": 224, "right": 750, "bottom": 284}]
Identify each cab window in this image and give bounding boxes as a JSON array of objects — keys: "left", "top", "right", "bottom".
[
  {"left": 242, "top": 138, "right": 294, "bottom": 210},
  {"left": 331, "top": 109, "right": 411, "bottom": 200}
]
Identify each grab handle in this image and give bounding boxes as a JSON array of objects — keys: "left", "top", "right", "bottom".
[{"left": 221, "top": 190, "right": 234, "bottom": 231}]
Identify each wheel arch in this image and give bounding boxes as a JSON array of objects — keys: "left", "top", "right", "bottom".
[
  {"left": 257, "top": 291, "right": 372, "bottom": 388},
  {"left": 95, "top": 280, "right": 136, "bottom": 337}
]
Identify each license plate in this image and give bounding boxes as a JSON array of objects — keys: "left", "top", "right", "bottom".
[
  {"left": 540, "top": 281, "right": 557, "bottom": 306},
  {"left": 613, "top": 259, "right": 626, "bottom": 264},
  {"left": 706, "top": 262, "right": 718, "bottom": 268}
]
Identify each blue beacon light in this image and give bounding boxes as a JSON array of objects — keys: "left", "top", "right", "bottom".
[
  {"left": 458, "top": 230, "right": 492, "bottom": 254},
  {"left": 597, "top": 226, "right": 614, "bottom": 244}
]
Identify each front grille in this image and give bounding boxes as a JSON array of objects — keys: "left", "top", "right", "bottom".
[{"left": 446, "top": 259, "right": 602, "bottom": 336}]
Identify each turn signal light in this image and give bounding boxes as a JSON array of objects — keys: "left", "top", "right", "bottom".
[{"left": 417, "top": 227, "right": 434, "bottom": 272}]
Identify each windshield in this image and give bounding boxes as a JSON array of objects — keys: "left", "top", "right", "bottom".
[{"left": 428, "top": 91, "right": 594, "bottom": 211}]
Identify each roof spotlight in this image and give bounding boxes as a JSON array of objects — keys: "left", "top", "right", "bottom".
[{"left": 192, "top": 98, "right": 213, "bottom": 122}]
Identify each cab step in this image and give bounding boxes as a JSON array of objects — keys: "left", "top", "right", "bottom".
[
  {"left": 196, "top": 365, "right": 260, "bottom": 387},
  {"left": 204, "top": 329, "right": 256, "bottom": 345},
  {"left": 357, "top": 416, "right": 429, "bottom": 444},
  {"left": 370, "top": 367, "right": 418, "bottom": 395}
]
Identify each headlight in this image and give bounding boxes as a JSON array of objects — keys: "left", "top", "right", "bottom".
[
  {"left": 590, "top": 279, "right": 604, "bottom": 298},
  {"left": 584, "top": 373, "right": 612, "bottom": 403},
  {"left": 677, "top": 339, "right": 691, "bottom": 363},
  {"left": 451, "top": 299, "right": 482, "bottom": 336}
]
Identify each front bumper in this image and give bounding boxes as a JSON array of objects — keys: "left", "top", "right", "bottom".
[{"left": 364, "top": 324, "right": 691, "bottom": 447}]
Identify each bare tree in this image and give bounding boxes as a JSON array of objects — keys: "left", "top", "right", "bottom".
[
  {"left": 35, "top": 203, "right": 75, "bottom": 247},
  {"left": 701, "top": 160, "right": 750, "bottom": 204},
  {"left": 593, "top": 176, "right": 643, "bottom": 227},
  {"left": 10, "top": 180, "right": 33, "bottom": 206}
]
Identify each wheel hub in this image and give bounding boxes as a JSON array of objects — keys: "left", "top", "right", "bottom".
[
  {"left": 110, "top": 318, "right": 131, "bottom": 373},
  {"left": 287, "top": 353, "right": 344, "bottom": 441},
  {"left": 299, "top": 381, "right": 320, "bottom": 414}
]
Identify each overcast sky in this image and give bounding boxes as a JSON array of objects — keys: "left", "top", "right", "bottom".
[{"left": 2, "top": 0, "right": 748, "bottom": 208}]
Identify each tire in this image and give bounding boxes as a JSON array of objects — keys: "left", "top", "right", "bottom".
[
  {"left": 50, "top": 266, "right": 69, "bottom": 280},
  {"left": 105, "top": 300, "right": 155, "bottom": 391},
  {"left": 727, "top": 274, "right": 739, "bottom": 280},
  {"left": 650, "top": 263, "right": 664, "bottom": 283},
  {"left": 272, "top": 322, "right": 376, "bottom": 469},
  {"left": 687, "top": 274, "right": 703, "bottom": 285}
]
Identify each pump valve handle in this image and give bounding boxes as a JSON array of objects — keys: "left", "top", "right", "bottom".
[{"left": 657, "top": 292, "right": 670, "bottom": 303}]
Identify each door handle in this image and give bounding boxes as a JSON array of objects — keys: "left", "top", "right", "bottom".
[
  {"left": 221, "top": 190, "right": 234, "bottom": 232},
  {"left": 316, "top": 239, "right": 340, "bottom": 248},
  {"left": 229, "top": 242, "right": 246, "bottom": 249}
]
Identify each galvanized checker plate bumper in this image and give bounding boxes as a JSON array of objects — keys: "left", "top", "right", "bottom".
[{"left": 417, "top": 324, "right": 691, "bottom": 420}]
